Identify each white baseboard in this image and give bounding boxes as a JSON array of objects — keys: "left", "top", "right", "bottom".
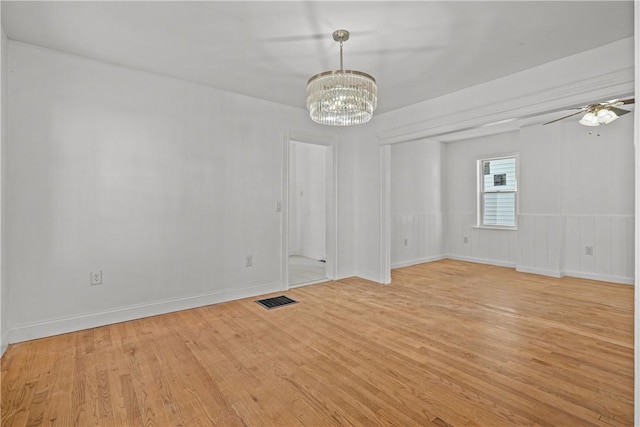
[
  {"left": 444, "top": 254, "right": 516, "bottom": 269},
  {"left": 516, "top": 266, "right": 565, "bottom": 278},
  {"left": 391, "top": 255, "right": 445, "bottom": 269},
  {"left": 7, "top": 281, "right": 282, "bottom": 345},
  {"left": 563, "top": 270, "right": 634, "bottom": 285},
  {"left": 1, "top": 331, "right": 8, "bottom": 357}
]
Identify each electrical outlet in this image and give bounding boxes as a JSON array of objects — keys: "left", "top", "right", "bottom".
[
  {"left": 463, "top": 236, "right": 469, "bottom": 244},
  {"left": 585, "top": 246, "right": 594, "bottom": 256},
  {"left": 276, "top": 201, "right": 282, "bottom": 212},
  {"left": 245, "top": 255, "right": 253, "bottom": 267},
  {"left": 90, "top": 270, "right": 102, "bottom": 285},
  {"left": 403, "top": 238, "right": 408, "bottom": 246}
]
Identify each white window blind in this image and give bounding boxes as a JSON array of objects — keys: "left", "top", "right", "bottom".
[{"left": 479, "top": 156, "right": 517, "bottom": 227}]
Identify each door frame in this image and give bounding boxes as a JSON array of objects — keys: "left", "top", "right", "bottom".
[{"left": 282, "top": 129, "right": 337, "bottom": 290}]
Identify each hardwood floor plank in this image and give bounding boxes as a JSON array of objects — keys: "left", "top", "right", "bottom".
[{"left": 1, "top": 260, "right": 633, "bottom": 426}]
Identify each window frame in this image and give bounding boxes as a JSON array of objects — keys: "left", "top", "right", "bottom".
[{"left": 476, "top": 154, "right": 519, "bottom": 230}]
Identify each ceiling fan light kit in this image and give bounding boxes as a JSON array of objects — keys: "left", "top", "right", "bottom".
[
  {"left": 578, "top": 111, "right": 600, "bottom": 126},
  {"left": 544, "top": 98, "right": 633, "bottom": 127},
  {"left": 306, "top": 29, "right": 377, "bottom": 126},
  {"left": 595, "top": 108, "right": 618, "bottom": 124},
  {"left": 579, "top": 107, "right": 619, "bottom": 126}
]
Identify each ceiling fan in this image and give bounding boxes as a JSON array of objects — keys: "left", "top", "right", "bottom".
[{"left": 542, "top": 97, "right": 635, "bottom": 126}]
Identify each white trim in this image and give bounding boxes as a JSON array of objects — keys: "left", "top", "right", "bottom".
[
  {"left": 0, "top": 332, "right": 7, "bottom": 357},
  {"left": 377, "top": 66, "right": 634, "bottom": 145},
  {"left": 282, "top": 129, "right": 338, "bottom": 290},
  {"left": 8, "top": 282, "right": 281, "bottom": 344},
  {"left": 391, "top": 255, "right": 445, "bottom": 269},
  {"left": 379, "top": 145, "right": 391, "bottom": 284},
  {"left": 634, "top": 2, "right": 640, "bottom": 425},
  {"left": 328, "top": 144, "right": 338, "bottom": 281},
  {"left": 445, "top": 254, "right": 517, "bottom": 269},
  {"left": 516, "top": 266, "right": 565, "bottom": 279},
  {"left": 472, "top": 225, "right": 518, "bottom": 231},
  {"left": 477, "top": 154, "right": 519, "bottom": 229},
  {"left": 281, "top": 130, "right": 290, "bottom": 291},
  {"left": 564, "top": 270, "right": 634, "bottom": 286},
  {"left": 559, "top": 213, "right": 635, "bottom": 218},
  {"left": 289, "top": 278, "right": 330, "bottom": 289}
]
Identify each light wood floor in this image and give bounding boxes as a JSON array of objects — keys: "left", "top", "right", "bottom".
[{"left": 1, "top": 260, "right": 633, "bottom": 426}]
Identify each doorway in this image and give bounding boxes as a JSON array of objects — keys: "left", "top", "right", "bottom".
[{"left": 287, "top": 141, "right": 331, "bottom": 287}]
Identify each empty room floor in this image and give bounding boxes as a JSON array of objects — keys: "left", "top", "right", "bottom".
[
  {"left": 288, "top": 255, "right": 326, "bottom": 286},
  {"left": 1, "top": 259, "right": 633, "bottom": 426}
]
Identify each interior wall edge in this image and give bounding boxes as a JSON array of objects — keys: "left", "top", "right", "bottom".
[
  {"left": 7, "top": 280, "right": 282, "bottom": 345},
  {"left": 0, "top": 334, "right": 6, "bottom": 357},
  {"left": 356, "top": 270, "right": 383, "bottom": 284},
  {"left": 633, "top": 0, "right": 639, "bottom": 422},
  {"left": 336, "top": 269, "right": 357, "bottom": 281}
]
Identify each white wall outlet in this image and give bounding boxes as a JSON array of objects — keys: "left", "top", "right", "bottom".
[
  {"left": 403, "top": 238, "right": 408, "bottom": 246},
  {"left": 463, "top": 236, "right": 469, "bottom": 244},
  {"left": 90, "top": 270, "right": 102, "bottom": 285},
  {"left": 276, "top": 201, "right": 282, "bottom": 212},
  {"left": 245, "top": 255, "right": 253, "bottom": 267},
  {"left": 585, "top": 246, "right": 594, "bottom": 256}
]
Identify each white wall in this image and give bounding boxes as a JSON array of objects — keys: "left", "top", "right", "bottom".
[
  {"left": 354, "top": 125, "right": 384, "bottom": 282},
  {"left": 362, "top": 37, "right": 634, "bottom": 285},
  {"left": 443, "top": 131, "right": 520, "bottom": 266},
  {"left": 553, "top": 119, "right": 633, "bottom": 282},
  {"left": 336, "top": 129, "right": 357, "bottom": 280},
  {"left": 289, "top": 141, "right": 326, "bottom": 261},
  {"left": 390, "top": 139, "right": 443, "bottom": 268},
  {"left": 0, "top": 10, "right": 8, "bottom": 356},
  {"left": 440, "top": 119, "right": 635, "bottom": 283},
  {"left": 5, "top": 41, "right": 353, "bottom": 343}
]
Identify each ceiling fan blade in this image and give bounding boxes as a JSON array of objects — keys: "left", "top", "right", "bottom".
[
  {"left": 542, "top": 110, "right": 585, "bottom": 125},
  {"left": 354, "top": 46, "right": 444, "bottom": 55},
  {"left": 261, "top": 33, "right": 326, "bottom": 43},
  {"left": 609, "top": 106, "right": 631, "bottom": 116},
  {"left": 261, "top": 30, "right": 374, "bottom": 44},
  {"left": 605, "top": 97, "right": 634, "bottom": 107}
]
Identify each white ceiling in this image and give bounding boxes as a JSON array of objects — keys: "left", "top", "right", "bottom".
[{"left": 1, "top": 1, "right": 635, "bottom": 114}]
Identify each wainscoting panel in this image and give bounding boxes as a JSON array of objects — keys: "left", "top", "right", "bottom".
[
  {"left": 564, "top": 215, "right": 634, "bottom": 284},
  {"left": 391, "top": 212, "right": 443, "bottom": 268},
  {"left": 417, "top": 212, "right": 632, "bottom": 284},
  {"left": 444, "top": 212, "right": 517, "bottom": 267},
  {"left": 517, "top": 214, "right": 563, "bottom": 277}
]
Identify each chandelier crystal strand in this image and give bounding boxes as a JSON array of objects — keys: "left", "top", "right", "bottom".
[{"left": 306, "top": 30, "right": 377, "bottom": 126}]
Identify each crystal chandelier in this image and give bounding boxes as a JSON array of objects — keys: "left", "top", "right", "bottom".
[{"left": 306, "top": 30, "right": 377, "bottom": 126}]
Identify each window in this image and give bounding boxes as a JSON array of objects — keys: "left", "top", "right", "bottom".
[{"left": 478, "top": 156, "right": 517, "bottom": 228}]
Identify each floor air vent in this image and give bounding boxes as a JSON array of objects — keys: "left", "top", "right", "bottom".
[{"left": 256, "top": 295, "right": 298, "bottom": 310}]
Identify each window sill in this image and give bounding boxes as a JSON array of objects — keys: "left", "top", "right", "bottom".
[{"left": 472, "top": 225, "right": 518, "bottom": 231}]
